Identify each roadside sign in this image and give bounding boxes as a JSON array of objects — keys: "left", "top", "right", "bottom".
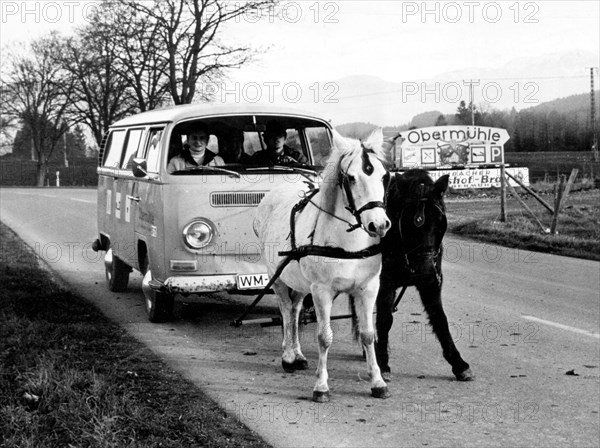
[
  {"left": 427, "top": 167, "right": 530, "bottom": 188},
  {"left": 397, "top": 126, "right": 510, "bottom": 168}
]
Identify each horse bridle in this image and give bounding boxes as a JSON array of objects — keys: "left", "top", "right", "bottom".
[{"left": 337, "top": 145, "right": 391, "bottom": 232}]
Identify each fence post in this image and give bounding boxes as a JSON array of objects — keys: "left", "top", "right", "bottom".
[
  {"left": 500, "top": 164, "right": 507, "bottom": 222},
  {"left": 505, "top": 171, "right": 554, "bottom": 214},
  {"left": 503, "top": 172, "right": 547, "bottom": 233},
  {"left": 550, "top": 175, "right": 566, "bottom": 234}
]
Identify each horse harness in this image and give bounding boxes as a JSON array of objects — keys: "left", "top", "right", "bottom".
[{"left": 232, "top": 150, "right": 388, "bottom": 327}]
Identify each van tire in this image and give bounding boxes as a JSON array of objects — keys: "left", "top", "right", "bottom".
[
  {"left": 142, "top": 259, "right": 174, "bottom": 323},
  {"left": 145, "top": 289, "right": 174, "bottom": 323},
  {"left": 106, "top": 249, "right": 130, "bottom": 292}
]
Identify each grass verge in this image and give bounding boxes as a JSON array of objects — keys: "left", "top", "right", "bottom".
[
  {"left": 0, "top": 222, "right": 270, "bottom": 448},
  {"left": 446, "top": 189, "right": 600, "bottom": 261}
]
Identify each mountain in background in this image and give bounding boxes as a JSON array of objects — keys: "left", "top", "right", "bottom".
[
  {"left": 305, "top": 50, "right": 598, "bottom": 126},
  {"left": 337, "top": 91, "right": 599, "bottom": 153},
  {"left": 523, "top": 91, "right": 598, "bottom": 115}
]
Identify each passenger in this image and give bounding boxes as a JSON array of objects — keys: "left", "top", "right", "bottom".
[
  {"left": 251, "top": 120, "right": 307, "bottom": 165},
  {"left": 167, "top": 124, "right": 224, "bottom": 173},
  {"left": 220, "top": 129, "right": 251, "bottom": 164}
]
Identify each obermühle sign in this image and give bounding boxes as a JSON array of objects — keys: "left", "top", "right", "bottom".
[{"left": 398, "top": 126, "right": 510, "bottom": 168}]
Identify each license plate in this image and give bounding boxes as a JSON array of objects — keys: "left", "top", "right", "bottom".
[{"left": 236, "top": 273, "right": 269, "bottom": 290}]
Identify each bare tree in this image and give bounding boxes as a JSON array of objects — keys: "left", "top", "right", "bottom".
[
  {"left": 109, "top": 2, "right": 172, "bottom": 111},
  {"left": 122, "top": 0, "right": 275, "bottom": 105},
  {"left": 1, "top": 34, "right": 75, "bottom": 186},
  {"left": 61, "top": 20, "right": 136, "bottom": 147}
]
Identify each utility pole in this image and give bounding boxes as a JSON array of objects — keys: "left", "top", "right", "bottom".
[
  {"left": 463, "top": 79, "right": 480, "bottom": 125},
  {"left": 587, "top": 67, "right": 599, "bottom": 162}
]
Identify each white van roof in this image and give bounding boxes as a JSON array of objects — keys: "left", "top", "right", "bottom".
[{"left": 111, "top": 103, "right": 331, "bottom": 128}]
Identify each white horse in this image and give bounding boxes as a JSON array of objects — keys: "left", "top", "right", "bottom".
[{"left": 254, "top": 129, "right": 392, "bottom": 402}]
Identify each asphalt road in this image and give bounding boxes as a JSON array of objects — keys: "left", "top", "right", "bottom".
[{"left": 1, "top": 187, "right": 599, "bottom": 448}]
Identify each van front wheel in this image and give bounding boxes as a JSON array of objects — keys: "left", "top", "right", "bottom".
[
  {"left": 105, "top": 249, "right": 130, "bottom": 292},
  {"left": 142, "top": 270, "right": 174, "bottom": 323}
]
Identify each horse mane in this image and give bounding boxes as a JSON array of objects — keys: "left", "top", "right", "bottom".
[{"left": 319, "top": 143, "right": 352, "bottom": 214}]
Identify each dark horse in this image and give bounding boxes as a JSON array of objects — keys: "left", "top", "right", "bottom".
[{"left": 375, "top": 169, "right": 474, "bottom": 382}]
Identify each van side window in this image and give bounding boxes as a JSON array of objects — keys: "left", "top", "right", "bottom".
[
  {"left": 122, "top": 129, "right": 145, "bottom": 169},
  {"left": 145, "top": 128, "right": 164, "bottom": 173},
  {"left": 103, "top": 130, "right": 126, "bottom": 169}
]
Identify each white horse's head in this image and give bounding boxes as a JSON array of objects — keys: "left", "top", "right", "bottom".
[{"left": 327, "top": 128, "right": 391, "bottom": 237}]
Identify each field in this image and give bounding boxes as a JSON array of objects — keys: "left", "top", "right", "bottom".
[
  {"left": 505, "top": 151, "right": 600, "bottom": 182},
  {"left": 446, "top": 187, "right": 600, "bottom": 261}
]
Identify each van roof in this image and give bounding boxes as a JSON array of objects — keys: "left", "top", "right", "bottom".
[{"left": 111, "top": 103, "right": 332, "bottom": 128}]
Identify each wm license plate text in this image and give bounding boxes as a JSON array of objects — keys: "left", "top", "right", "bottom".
[{"left": 237, "top": 273, "right": 269, "bottom": 290}]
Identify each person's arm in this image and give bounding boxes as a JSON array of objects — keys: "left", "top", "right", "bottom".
[
  {"left": 284, "top": 146, "right": 308, "bottom": 164},
  {"left": 167, "top": 156, "right": 184, "bottom": 173},
  {"left": 207, "top": 156, "right": 225, "bottom": 166},
  {"left": 295, "top": 151, "right": 308, "bottom": 164}
]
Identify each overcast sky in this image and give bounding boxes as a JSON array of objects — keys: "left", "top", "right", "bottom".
[
  {"left": 1, "top": 1, "right": 599, "bottom": 123},
  {"left": 2, "top": 1, "right": 598, "bottom": 80},
  {"left": 227, "top": 0, "right": 600, "bottom": 84}
]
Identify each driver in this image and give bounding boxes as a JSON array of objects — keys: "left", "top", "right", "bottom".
[
  {"left": 251, "top": 120, "right": 307, "bottom": 165},
  {"left": 168, "top": 123, "right": 224, "bottom": 173}
]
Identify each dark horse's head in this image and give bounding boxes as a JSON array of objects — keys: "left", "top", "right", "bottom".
[{"left": 383, "top": 169, "right": 450, "bottom": 277}]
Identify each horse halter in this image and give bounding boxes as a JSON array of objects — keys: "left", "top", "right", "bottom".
[
  {"left": 338, "top": 145, "right": 390, "bottom": 232},
  {"left": 397, "top": 182, "right": 446, "bottom": 238},
  {"left": 413, "top": 183, "right": 427, "bottom": 228}
]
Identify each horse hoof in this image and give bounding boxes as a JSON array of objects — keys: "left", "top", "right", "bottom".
[
  {"left": 282, "top": 360, "right": 296, "bottom": 373},
  {"left": 282, "top": 358, "right": 308, "bottom": 373},
  {"left": 371, "top": 386, "right": 391, "bottom": 399},
  {"left": 312, "top": 391, "right": 330, "bottom": 403},
  {"left": 294, "top": 359, "right": 308, "bottom": 370},
  {"left": 455, "top": 368, "right": 475, "bottom": 381},
  {"left": 382, "top": 371, "right": 392, "bottom": 383}
]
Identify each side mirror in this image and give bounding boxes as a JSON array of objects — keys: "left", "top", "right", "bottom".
[{"left": 132, "top": 158, "right": 148, "bottom": 178}]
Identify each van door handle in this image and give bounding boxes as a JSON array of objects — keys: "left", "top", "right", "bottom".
[{"left": 127, "top": 195, "right": 140, "bottom": 202}]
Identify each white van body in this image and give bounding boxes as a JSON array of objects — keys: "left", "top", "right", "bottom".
[{"left": 93, "top": 104, "right": 333, "bottom": 322}]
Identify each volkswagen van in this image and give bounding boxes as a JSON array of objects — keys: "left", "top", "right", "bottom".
[{"left": 92, "top": 104, "right": 332, "bottom": 322}]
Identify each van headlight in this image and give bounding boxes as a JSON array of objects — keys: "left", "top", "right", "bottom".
[{"left": 183, "top": 219, "right": 214, "bottom": 249}]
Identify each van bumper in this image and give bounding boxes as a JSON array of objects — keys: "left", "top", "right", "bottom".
[
  {"left": 147, "top": 274, "right": 267, "bottom": 294},
  {"left": 165, "top": 275, "right": 238, "bottom": 293}
]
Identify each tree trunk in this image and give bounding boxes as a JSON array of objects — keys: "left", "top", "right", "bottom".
[{"left": 36, "top": 160, "right": 47, "bottom": 187}]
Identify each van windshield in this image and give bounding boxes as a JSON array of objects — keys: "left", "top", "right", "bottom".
[{"left": 167, "top": 115, "right": 332, "bottom": 174}]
